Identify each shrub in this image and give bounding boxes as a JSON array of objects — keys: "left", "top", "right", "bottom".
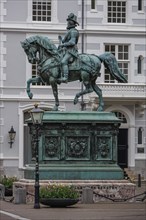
[
  {"left": 40, "top": 184, "right": 79, "bottom": 199},
  {"left": 0, "top": 175, "right": 18, "bottom": 188}
]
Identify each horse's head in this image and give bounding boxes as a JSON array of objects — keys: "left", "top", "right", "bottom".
[
  {"left": 21, "top": 39, "right": 38, "bottom": 64},
  {"left": 21, "top": 35, "right": 60, "bottom": 65}
]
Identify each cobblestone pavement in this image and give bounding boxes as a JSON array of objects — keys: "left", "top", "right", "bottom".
[
  {"left": 0, "top": 181, "right": 146, "bottom": 220},
  {"left": 0, "top": 200, "right": 146, "bottom": 220}
]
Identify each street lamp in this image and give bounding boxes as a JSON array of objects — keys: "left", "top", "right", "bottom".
[
  {"left": 30, "top": 103, "right": 44, "bottom": 209},
  {"left": 8, "top": 126, "right": 16, "bottom": 148}
]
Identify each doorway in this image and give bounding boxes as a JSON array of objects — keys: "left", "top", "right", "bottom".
[{"left": 117, "top": 129, "right": 128, "bottom": 168}]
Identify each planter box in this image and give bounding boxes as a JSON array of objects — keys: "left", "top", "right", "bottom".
[{"left": 40, "top": 198, "right": 79, "bottom": 207}]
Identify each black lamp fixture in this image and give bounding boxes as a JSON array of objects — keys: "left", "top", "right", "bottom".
[
  {"left": 8, "top": 126, "right": 16, "bottom": 148},
  {"left": 30, "top": 103, "right": 44, "bottom": 125},
  {"left": 30, "top": 103, "right": 44, "bottom": 209}
]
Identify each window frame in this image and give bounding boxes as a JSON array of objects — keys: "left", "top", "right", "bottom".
[
  {"left": 91, "top": 0, "right": 96, "bottom": 10},
  {"left": 32, "top": 63, "right": 47, "bottom": 86},
  {"left": 104, "top": 44, "right": 129, "bottom": 83},
  {"left": 137, "top": 127, "right": 144, "bottom": 154},
  {"left": 137, "top": 55, "right": 143, "bottom": 74},
  {"left": 138, "top": 0, "right": 144, "bottom": 11},
  {"left": 138, "top": 127, "right": 143, "bottom": 145},
  {"left": 107, "top": 0, "right": 127, "bottom": 24},
  {"left": 112, "top": 111, "right": 127, "bottom": 123},
  {"left": 32, "top": 0, "right": 51, "bottom": 22}
]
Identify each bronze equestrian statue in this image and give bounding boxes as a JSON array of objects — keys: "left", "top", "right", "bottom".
[{"left": 21, "top": 13, "right": 127, "bottom": 111}]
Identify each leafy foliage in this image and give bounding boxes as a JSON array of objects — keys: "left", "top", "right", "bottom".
[
  {"left": 0, "top": 175, "right": 18, "bottom": 188},
  {"left": 40, "top": 184, "right": 79, "bottom": 199}
]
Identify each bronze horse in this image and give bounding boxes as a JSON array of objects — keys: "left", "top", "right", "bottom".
[{"left": 21, "top": 35, "right": 127, "bottom": 111}]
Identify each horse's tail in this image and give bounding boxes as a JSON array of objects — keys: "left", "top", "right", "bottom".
[{"left": 99, "top": 52, "right": 127, "bottom": 83}]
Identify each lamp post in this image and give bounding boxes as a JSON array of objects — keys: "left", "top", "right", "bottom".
[
  {"left": 30, "top": 104, "right": 44, "bottom": 209},
  {"left": 81, "top": 0, "right": 85, "bottom": 111}
]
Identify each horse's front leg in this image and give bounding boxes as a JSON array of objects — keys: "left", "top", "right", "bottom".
[
  {"left": 51, "top": 82, "right": 59, "bottom": 111},
  {"left": 27, "top": 77, "right": 42, "bottom": 99}
]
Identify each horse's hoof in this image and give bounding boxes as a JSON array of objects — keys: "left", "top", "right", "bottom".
[
  {"left": 97, "top": 106, "right": 104, "bottom": 112},
  {"left": 74, "top": 97, "right": 78, "bottom": 105},
  {"left": 28, "top": 93, "right": 33, "bottom": 99},
  {"left": 52, "top": 106, "right": 58, "bottom": 111}
]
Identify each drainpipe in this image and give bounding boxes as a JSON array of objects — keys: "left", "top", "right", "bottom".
[{"left": 81, "top": 0, "right": 85, "bottom": 111}]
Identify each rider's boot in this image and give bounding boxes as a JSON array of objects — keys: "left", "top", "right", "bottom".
[{"left": 61, "top": 65, "right": 68, "bottom": 83}]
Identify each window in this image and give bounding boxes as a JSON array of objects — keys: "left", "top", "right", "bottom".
[
  {"left": 107, "top": 1, "right": 126, "bottom": 23},
  {"left": 91, "top": 0, "right": 96, "bottom": 10},
  {"left": 113, "top": 111, "right": 127, "bottom": 123},
  {"left": 137, "top": 127, "right": 144, "bottom": 153},
  {"left": 104, "top": 44, "right": 129, "bottom": 83},
  {"left": 138, "top": 0, "right": 143, "bottom": 11},
  {"left": 138, "top": 127, "right": 143, "bottom": 144},
  {"left": 32, "top": 0, "right": 51, "bottom": 22},
  {"left": 137, "top": 55, "right": 143, "bottom": 74},
  {"left": 32, "top": 64, "right": 46, "bottom": 85}
]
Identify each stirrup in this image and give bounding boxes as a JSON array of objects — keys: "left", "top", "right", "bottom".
[
  {"left": 61, "top": 77, "right": 68, "bottom": 83},
  {"left": 57, "top": 77, "right": 68, "bottom": 83}
]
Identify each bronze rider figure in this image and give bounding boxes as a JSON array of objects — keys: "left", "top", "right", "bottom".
[{"left": 58, "top": 13, "right": 79, "bottom": 83}]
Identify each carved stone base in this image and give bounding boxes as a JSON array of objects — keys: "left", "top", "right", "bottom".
[{"left": 14, "top": 179, "right": 136, "bottom": 203}]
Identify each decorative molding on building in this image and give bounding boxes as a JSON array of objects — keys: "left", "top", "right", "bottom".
[
  {"left": 1, "top": 83, "right": 146, "bottom": 102},
  {"left": 0, "top": 118, "right": 4, "bottom": 125},
  {"left": 0, "top": 153, "right": 4, "bottom": 158},
  {"left": 0, "top": 33, "right": 7, "bottom": 87},
  {"left": 135, "top": 104, "right": 146, "bottom": 117},
  {"left": 89, "top": 83, "right": 146, "bottom": 100},
  {"left": 0, "top": 136, "right": 3, "bottom": 144},
  {"left": 135, "top": 154, "right": 146, "bottom": 160},
  {"left": 0, "top": 101, "right": 4, "bottom": 108},
  {"left": 1, "top": 23, "right": 145, "bottom": 36},
  {"left": 0, "top": 0, "right": 6, "bottom": 22}
]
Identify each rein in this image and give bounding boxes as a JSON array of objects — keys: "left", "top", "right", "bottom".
[{"left": 38, "top": 59, "right": 61, "bottom": 72}]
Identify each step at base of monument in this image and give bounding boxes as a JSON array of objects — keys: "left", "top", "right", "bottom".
[
  {"left": 14, "top": 179, "right": 136, "bottom": 203},
  {"left": 24, "top": 165, "right": 124, "bottom": 180}
]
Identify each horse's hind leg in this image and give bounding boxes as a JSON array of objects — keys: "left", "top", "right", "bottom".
[
  {"left": 74, "top": 82, "right": 93, "bottom": 105},
  {"left": 91, "top": 81, "right": 104, "bottom": 111}
]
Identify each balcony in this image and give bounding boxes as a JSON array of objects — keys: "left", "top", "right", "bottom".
[{"left": 89, "top": 83, "right": 146, "bottom": 101}]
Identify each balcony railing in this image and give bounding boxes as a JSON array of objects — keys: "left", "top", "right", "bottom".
[{"left": 89, "top": 83, "right": 146, "bottom": 99}]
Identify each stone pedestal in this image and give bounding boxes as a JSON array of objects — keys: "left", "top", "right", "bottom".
[
  {"left": 25, "top": 111, "right": 123, "bottom": 180},
  {"left": 14, "top": 180, "right": 136, "bottom": 203}
]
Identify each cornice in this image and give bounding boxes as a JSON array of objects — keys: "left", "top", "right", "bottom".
[{"left": 1, "top": 23, "right": 145, "bottom": 36}]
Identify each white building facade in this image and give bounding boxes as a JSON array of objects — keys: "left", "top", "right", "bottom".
[{"left": 0, "top": 0, "right": 146, "bottom": 179}]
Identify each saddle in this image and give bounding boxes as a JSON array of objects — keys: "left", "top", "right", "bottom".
[{"left": 68, "top": 57, "right": 81, "bottom": 71}]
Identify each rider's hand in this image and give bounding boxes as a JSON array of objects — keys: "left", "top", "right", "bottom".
[
  {"left": 58, "top": 35, "right": 62, "bottom": 42},
  {"left": 58, "top": 45, "right": 64, "bottom": 50}
]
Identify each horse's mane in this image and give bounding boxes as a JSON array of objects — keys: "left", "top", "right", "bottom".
[{"left": 26, "top": 35, "right": 58, "bottom": 54}]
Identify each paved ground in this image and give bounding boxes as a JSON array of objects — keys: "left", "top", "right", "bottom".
[
  {"left": 0, "top": 181, "right": 146, "bottom": 220},
  {"left": 1, "top": 200, "right": 146, "bottom": 220}
]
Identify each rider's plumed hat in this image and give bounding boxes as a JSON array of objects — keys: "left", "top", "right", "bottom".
[{"left": 67, "top": 13, "right": 79, "bottom": 25}]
